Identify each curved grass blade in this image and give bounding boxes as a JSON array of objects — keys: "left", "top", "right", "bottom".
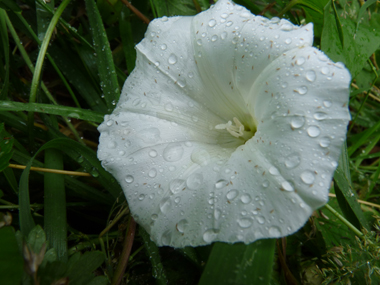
[
  {"left": 0, "top": 123, "right": 14, "bottom": 172},
  {"left": 0, "top": 9, "right": 10, "bottom": 100},
  {"left": 199, "top": 240, "right": 276, "bottom": 285},
  {"left": 85, "top": 0, "right": 119, "bottom": 109},
  {"left": 0, "top": 101, "right": 105, "bottom": 123}
]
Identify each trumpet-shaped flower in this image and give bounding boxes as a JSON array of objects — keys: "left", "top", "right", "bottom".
[{"left": 98, "top": 0, "right": 351, "bottom": 247}]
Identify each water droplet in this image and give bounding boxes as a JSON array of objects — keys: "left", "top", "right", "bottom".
[
  {"left": 169, "top": 179, "right": 186, "bottom": 194},
  {"left": 318, "top": 54, "right": 328, "bottom": 62},
  {"left": 77, "top": 156, "right": 84, "bottom": 163},
  {"left": 106, "top": 119, "right": 113, "bottom": 126},
  {"left": 280, "top": 23, "right": 293, "bottom": 31},
  {"left": 164, "top": 102, "right": 173, "bottom": 111},
  {"left": 296, "top": 57, "right": 305, "bottom": 65},
  {"left": 208, "top": 19, "right": 216, "bottom": 27},
  {"left": 226, "top": 189, "right": 239, "bottom": 200},
  {"left": 191, "top": 149, "right": 210, "bottom": 166},
  {"left": 188, "top": 72, "right": 194, "bottom": 78},
  {"left": 148, "top": 168, "right": 157, "bottom": 178},
  {"left": 256, "top": 216, "right": 265, "bottom": 224},
  {"left": 160, "top": 44, "right": 167, "bottom": 50},
  {"left": 125, "top": 175, "right": 134, "bottom": 183},
  {"left": 305, "top": 70, "right": 316, "bottom": 82},
  {"left": 149, "top": 150, "right": 158, "bottom": 158},
  {"left": 221, "top": 13, "right": 228, "bottom": 19},
  {"left": 269, "top": 166, "right": 280, "bottom": 175},
  {"left": 269, "top": 226, "right": 281, "bottom": 237},
  {"left": 295, "top": 86, "right": 308, "bottom": 95},
  {"left": 281, "top": 82, "right": 288, "bottom": 88},
  {"left": 90, "top": 168, "right": 99, "bottom": 177},
  {"left": 331, "top": 161, "right": 338, "bottom": 167},
  {"left": 285, "top": 38, "right": 292, "bottom": 44},
  {"left": 307, "top": 126, "right": 321, "bottom": 137},
  {"left": 196, "top": 39, "right": 202, "bottom": 46},
  {"left": 138, "top": 194, "right": 145, "bottom": 201},
  {"left": 240, "top": 194, "right": 251, "bottom": 204},
  {"left": 319, "top": 137, "right": 331, "bottom": 148},
  {"left": 168, "top": 54, "right": 177, "bottom": 64},
  {"left": 262, "top": 180, "right": 269, "bottom": 188},
  {"left": 161, "top": 230, "right": 172, "bottom": 245},
  {"left": 107, "top": 141, "right": 116, "bottom": 149},
  {"left": 174, "top": 197, "right": 181, "bottom": 203},
  {"left": 221, "top": 31, "right": 227, "bottom": 40},
  {"left": 323, "top": 100, "right": 332, "bottom": 108},
  {"left": 215, "top": 179, "right": 228, "bottom": 189},
  {"left": 124, "top": 140, "right": 131, "bottom": 147},
  {"left": 163, "top": 143, "right": 184, "bottom": 162},
  {"left": 321, "top": 66, "right": 329, "bottom": 75},
  {"left": 238, "top": 218, "right": 253, "bottom": 228},
  {"left": 203, "top": 229, "right": 218, "bottom": 243},
  {"left": 211, "top": 35, "right": 218, "bottom": 42},
  {"left": 226, "top": 21, "right": 233, "bottom": 27},
  {"left": 301, "top": 170, "right": 315, "bottom": 184},
  {"left": 151, "top": 214, "right": 158, "bottom": 220},
  {"left": 160, "top": 197, "right": 171, "bottom": 213},
  {"left": 290, "top": 116, "right": 305, "bottom": 129},
  {"left": 285, "top": 153, "right": 301, "bottom": 169},
  {"left": 314, "top": 112, "right": 327, "bottom": 120},
  {"left": 186, "top": 173, "right": 204, "bottom": 190},
  {"left": 281, "top": 181, "right": 294, "bottom": 191},
  {"left": 177, "top": 219, "right": 188, "bottom": 233}
]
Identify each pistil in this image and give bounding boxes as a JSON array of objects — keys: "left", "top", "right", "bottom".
[{"left": 215, "top": 117, "right": 253, "bottom": 142}]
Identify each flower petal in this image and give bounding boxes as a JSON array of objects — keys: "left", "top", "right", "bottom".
[{"left": 98, "top": 0, "right": 351, "bottom": 247}]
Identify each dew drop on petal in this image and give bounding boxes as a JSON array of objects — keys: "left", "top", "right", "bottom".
[
  {"left": 203, "top": 229, "right": 218, "bottom": 243},
  {"left": 314, "top": 112, "right": 327, "bottom": 120},
  {"left": 269, "top": 226, "right": 281, "bottom": 237},
  {"left": 196, "top": 39, "right": 202, "bottom": 46},
  {"left": 262, "top": 180, "right": 269, "bottom": 188},
  {"left": 281, "top": 181, "right": 294, "bottom": 191},
  {"left": 148, "top": 168, "right": 157, "bottom": 178},
  {"left": 149, "top": 150, "right": 158, "bottom": 158},
  {"left": 188, "top": 72, "right": 194, "bottom": 78},
  {"left": 211, "top": 35, "right": 218, "bottom": 42},
  {"left": 280, "top": 23, "right": 293, "bottom": 31},
  {"left": 138, "top": 194, "right": 145, "bottom": 201},
  {"left": 319, "top": 137, "right": 331, "bottom": 148},
  {"left": 164, "top": 102, "right": 173, "bottom": 111},
  {"left": 285, "top": 153, "right": 301, "bottom": 169},
  {"left": 186, "top": 173, "right": 204, "bottom": 190},
  {"left": 221, "top": 31, "right": 227, "bottom": 40},
  {"left": 160, "top": 44, "right": 167, "bottom": 50},
  {"left": 215, "top": 179, "right": 228, "bottom": 189},
  {"left": 221, "top": 13, "right": 228, "bottom": 19},
  {"left": 290, "top": 116, "right": 305, "bottom": 129},
  {"left": 125, "top": 175, "right": 134, "bottom": 183},
  {"left": 285, "top": 38, "right": 292, "bottom": 44},
  {"left": 296, "top": 57, "right": 305, "bottom": 65},
  {"left": 160, "top": 197, "right": 171, "bottom": 213},
  {"left": 238, "top": 218, "right": 253, "bottom": 228},
  {"left": 323, "top": 100, "right": 332, "bottom": 108},
  {"left": 301, "top": 170, "right": 315, "bottom": 184},
  {"left": 177, "top": 219, "right": 188, "bottom": 233},
  {"left": 305, "top": 70, "right": 316, "bottom": 82},
  {"left": 240, "top": 194, "right": 251, "bottom": 204},
  {"left": 208, "top": 19, "right": 217, "bottom": 27},
  {"left": 163, "top": 143, "right": 184, "bottom": 162},
  {"left": 256, "top": 216, "right": 265, "bottom": 224},
  {"left": 170, "top": 179, "right": 186, "bottom": 194},
  {"left": 307, "top": 126, "right": 321, "bottom": 137},
  {"left": 191, "top": 149, "right": 210, "bottom": 166},
  {"left": 321, "top": 67, "right": 329, "bottom": 75},
  {"left": 296, "top": 86, "right": 308, "bottom": 95},
  {"left": 226, "top": 189, "right": 239, "bottom": 200},
  {"left": 269, "top": 166, "right": 280, "bottom": 175},
  {"left": 168, "top": 54, "right": 178, "bottom": 64}
]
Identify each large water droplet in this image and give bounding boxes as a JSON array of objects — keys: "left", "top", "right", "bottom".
[
  {"left": 138, "top": 194, "right": 145, "bottom": 201},
  {"left": 296, "top": 57, "right": 305, "bottom": 65},
  {"left": 208, "top": 19, "right": 217, "bottom": 27},
  {"left": 319, "top": 137, "right": 331, "bottom": 148},
  {"left": 177, "top": 219, "right": 188, "bottom": 233},
  {"left": 269, "top": 166, "right": 280, "bottom": 175},
  {"left": 307, "top": 126, "right": 321, "bottom": 137},
  {"left": 203, "top": 229, "right": 219, "bottom": 243},
  {"left": 285, "top": 153, "right": 301, "bottom": 169},
  {"left": 221, "top": 31, "right": 227, "bottom": 40},
  {"left": 163, "top": 143, "right": 184, "bottom": 162},
  {"left": 262, "top": 180, "right": 269, "bottom": 188},
  {"left": 168, "top": 54, "right": 178, "bottom": 64},
  {"left": 211, "top": 35, "right": 218, "bottom": 42},
  {"left": 305, "top": 70, "right": 316, "bottom": 82},
  {"left": 125, "top": 175, "right": 134, "bottom": 183},
  {"left": 238, "top": 218, "right": 253, "bottom": 228},
  {"left": 323, "top": 100, "right": 332, "bottom": 108},
  {"left": 280, "top": 23, "right": 293, "bottom": 31},
  {"left": 149, "top": 150, "right": 158, "bottom": 158},
  {"left": 269, "top": 226, "right": 281, "bottom": 237},
  {"left": 148, "top": 168, "right": 157, "bottom": 178},
  {"left": 285, "top": 38, "right": 292, "bottom": 44},
  {"left": 160, "top": 197, "right": 171, "bottom": 213},
  {"left": 196, "top": 39, "right": 202, "bottom": 46},
  {"left": 186, "top": 173, "right": 203, "bottom": 190},
  {"left": 191, "top": 149, "right": 210, "bottom": 166},
  {"left": 281, "top": 181, "right": 294, "bottom": 191},
  {"left": 169, "top": 179, "right": 186, "bottom": 194},
  {"left": 295, "top": 86, "right": 308, "bottom": 95},
  {"left": 321, "top": 67, "right": 329, "bottom": 75},
  {"left": 256, "top": 216, "right": 265, "bottom": 224},
  {"left": 161, "top": 230, "right": 172, "bottom": 245},
  {"left": 240, "top": 194, "right": 251, "bottom": 204},
  {"left": 226, "top": 189, "right": 239, "bottom": 200},
  {"left": 301, "top": 170, "right": 315, "bottom": 184},
  {"left": 314, "top": 112, "right": 327, "bottom": 120}
]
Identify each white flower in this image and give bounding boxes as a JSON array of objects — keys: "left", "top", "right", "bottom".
[{"left": 98, "top": 0, "right": 351, "bottom": 247}]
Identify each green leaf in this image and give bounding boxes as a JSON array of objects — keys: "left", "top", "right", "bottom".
[
  {"left": 120, "top": 6, "right": 136, "bottom": 73},
  {"left": 0, "top": 227, "right": 24, "bottom": 285},
  {"left": 334, "top": 144, "right": 370, "bottom": 231},
  {"left": 85, "top": 0, "right": 119, "bottom": 109},
  {"left": 0, "top": 101, "right": 105, "bottom": 122},
  {"left": 0, "top": 9, "right": 10, "bottom": 100},
  {"left": 0, "top": 123, "right": 14, "bottom": 172},
  {"left": 151, "top": 0, "right": 200, "bottom": 17},
  {"left": 199, "top": 240, "right": 276, "bottom": 285},
  {"left": 355, "top": 0, "right": 377, "bottom": 32},
  {"left": 0, "top": 0, "right": 22, "bottom": 13},
  {"left": 27, "top": 225, "right": 46, "bottom": 254}
]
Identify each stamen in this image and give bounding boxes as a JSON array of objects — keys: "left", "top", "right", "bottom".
[{"left": 215, "top": 117, "right": 247, "bottom": 138}]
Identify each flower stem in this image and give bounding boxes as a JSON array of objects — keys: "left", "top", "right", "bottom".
[{"left": 324, "top": 203, "right": 364, "bottom": 238}]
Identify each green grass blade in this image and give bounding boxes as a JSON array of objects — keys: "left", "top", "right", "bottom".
[
  {"left": 334, "top": 143, "right": 370, "bottom": 231},
  {"left": 85, "top": 0, "right": 119, "bottom": 110},
  {"left": 0, "top": 101, "right": 105, "bottom": 122},
  {"left": 0, "top": 9, "right": 10, "bottom": 100},
  {"left": 199, "top": 240, "right": 276, "bottom": 285},
  {"left": 120, "top": 6, "right": 136, "bottom": 73},
  {"left": 0, "top": 123, "right": 14, "bottom": 172},
  {"left": 44, "top": 119, "right": 68, "bottom": 262},
  {"left": 348, "top": 120, "right": 380, "bottom": 156}
]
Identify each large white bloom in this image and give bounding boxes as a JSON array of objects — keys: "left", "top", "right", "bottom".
[{"left": 98, "top": 0, "right": 350, "bottom": 247}]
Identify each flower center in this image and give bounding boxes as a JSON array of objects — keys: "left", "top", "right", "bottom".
[{"left": 215, "top": 117, "right": 255, "bottom": 142}]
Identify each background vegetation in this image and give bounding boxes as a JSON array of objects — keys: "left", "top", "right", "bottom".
[{"left": 0, "top": 0, "right": 380, "bottom": 284}]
